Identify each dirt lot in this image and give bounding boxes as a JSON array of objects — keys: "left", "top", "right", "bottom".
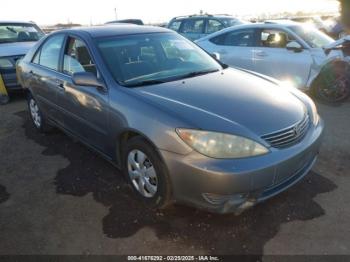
[{"left": 0, "top": 94, "right": 349, "bottom": 256}]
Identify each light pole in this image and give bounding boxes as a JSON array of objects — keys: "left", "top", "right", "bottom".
[{"left": 114, "top": 7, "right": 118, "bottom": 20}]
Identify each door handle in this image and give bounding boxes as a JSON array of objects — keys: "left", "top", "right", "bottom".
[
  {"left": 54, "top": 79, "right": 65, "bottom": 90},
  {"left": 255, "top": 51, "right": 268, "bottom": 57}
]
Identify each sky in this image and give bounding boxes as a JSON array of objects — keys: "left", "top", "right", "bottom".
[{"left": 2, "top": 0, "right": 340, "bottom": 25}]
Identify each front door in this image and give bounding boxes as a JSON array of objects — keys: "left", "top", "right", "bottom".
[
  {"left": 252, "top": 29, "right": 313, "bottom": 88},
  {"left": 56, "top": 36, "right": 110, "bottom": 154}
]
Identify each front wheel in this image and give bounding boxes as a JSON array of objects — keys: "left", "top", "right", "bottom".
[
  {"left": 312, "top": 62, "right": 350, "bottom": 104},
  {"left": 123, "top": 136, "right": 172, "bottom": 209}
]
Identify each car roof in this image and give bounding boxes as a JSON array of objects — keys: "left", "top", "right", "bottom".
[
  {"left": 0, "top": 21, "right": 37, "bottom": 25},
  {"left": 264, "top": 20, "right": 301, "bottom": 25},
  {"left": 171, "top": 14, "right": 236, "bottom": 20},
  {"left": 59, "top": 24, "right": 172, "bottom": 38},
  {"left": 196, "top": 22, "right": 302, "bottom": 42}
]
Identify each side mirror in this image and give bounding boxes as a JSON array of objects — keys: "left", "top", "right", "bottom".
[
  {"left": 286, "top": 41, "right": 303, "bottom": 52},
  {"left": 72, "top": 72, "right": 104, "bottom": 88},
  {"left": 211, "top": 52, "right": 221, "bottom": 60}
]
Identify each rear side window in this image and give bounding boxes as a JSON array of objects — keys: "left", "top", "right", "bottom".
[
  {"left": 180, "top": 19, "right": 204, "bottom": 34},
  {"left": 210, "top": 29, "right": 255, "bottom": 47},
  {"left": 33, "top": 34, "right": 65, "bottom": 71},
  {"left": 168, "top": 20, "right": 182, "bottom": 32},
  {"left": 63, "top": 37, "right": 97, "bottom": 76},
  {"left": 206, "top": 19, "right": 224, "bottom": 34}
]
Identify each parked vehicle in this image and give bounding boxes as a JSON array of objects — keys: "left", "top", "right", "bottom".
[
  {"left": 196, "top": 21, "right": 350, "bottom": 102},
  {"left": 17, "top": 25, "right": 323, "bottom": 214},
  {"left": 0, "top": 21, "right": 44, "bottom": 104},
  {"left": 312, "top": 36, "right": 350, "bottom": 103},
  {"left": 105, "top": 19, "right": 144, "bottom": 26},
  {"left": 167, "top": 14, "right": 244, "bottom": 41}
]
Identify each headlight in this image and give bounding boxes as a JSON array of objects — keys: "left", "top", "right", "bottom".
[
  {"left": 176, "top": 129, "right": 269, "bottom": 159},
  {"left": 0, "top": 58, "right": 14, "bottom": 69},
  {"left": 309, "top": 99, "right": 319, "bottom": 126}
]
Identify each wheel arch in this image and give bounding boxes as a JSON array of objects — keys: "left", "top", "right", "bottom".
[
  {"left": 309, "top": 58, "right": 350, "bottom": 90},
  {"left": 115, "top": 128, "right": 167, "bottom": 169}
]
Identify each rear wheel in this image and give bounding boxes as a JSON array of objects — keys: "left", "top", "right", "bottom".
[
  {"left": 27, "top": 93, "right": 52, "bottom": 133},
  {"left": 123, "top": 136, "right": 172, "bottom": 209},
  {"left": 312, "top": 62, "right": 350, "bottom": 104}
]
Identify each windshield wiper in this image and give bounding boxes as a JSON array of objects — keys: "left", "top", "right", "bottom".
[
  {"left": 124, "top": 79, "right": 167, "bottom": 87},
  {"left": 175, "top": 69, "right": 220, "bottom": 80}
]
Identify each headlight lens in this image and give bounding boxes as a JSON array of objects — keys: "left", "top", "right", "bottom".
[
  {"left": 0, "top": 58, "right": 14, "bottom": 69},
  {"left": 176, "top": 129, "right": 269, "bottom": 159},
  {"left": 309, "top": 99, "right": 319, "bottom": 126}
]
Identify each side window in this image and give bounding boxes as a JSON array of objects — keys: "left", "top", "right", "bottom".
[
  {"left": 259, "top": 29, "right": 294, "bottom": 48},
  {"left": 169, "top": 21, "right": 182, "bottom": 32},
  {"left": 33, "top": 34, "right": 65, "bottom": 71},
  {"left": 210, "top": 30, "right": 255, "bottom": 47},
  {"left": 63, "top": 37, "right": 97, "bottom": 76},
  {"left": 181, "top": 19, "right": 204, "bottom": 34},
  {"left": 206, "top": 19, "right": 224, "bottom": 34}
]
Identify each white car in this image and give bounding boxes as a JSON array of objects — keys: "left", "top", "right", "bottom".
[{"left": 196, "top": 21, "right": 349, "bottom": 92}]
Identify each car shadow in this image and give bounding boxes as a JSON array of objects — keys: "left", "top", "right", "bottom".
[
  {"left": 17, "top": 110, "right": 337, "bottom": 255},
  {"left": 0, "top": 184, "right": 10, "bottom": 204}
]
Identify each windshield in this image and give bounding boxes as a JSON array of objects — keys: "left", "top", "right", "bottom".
[
  {"left": 0, "top": 23, "right": 44, "bottom": 44},
  {"left": 288, "top": 25, "right": 334, "bottom": 48},
  {"left": 97, "top": 33, "right": 222, "bottom": 87}
]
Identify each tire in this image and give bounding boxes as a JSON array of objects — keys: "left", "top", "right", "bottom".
[
  {"left": 27, "top": 92, "right": 53, "bottom": 133},
  {"left": 311, "top": 62, "right": 350, "bottom": 104},
  {"left": 122, "top": 136, "right": 172, "bottom": 209}
]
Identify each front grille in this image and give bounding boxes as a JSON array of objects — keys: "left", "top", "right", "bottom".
[{"left": 261, "top": 114, "right": 310, "bottom": 148}]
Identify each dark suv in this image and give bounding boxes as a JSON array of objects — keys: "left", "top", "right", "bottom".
[{"left": 167, "top": 14, "right": 244, "bottom": 41}]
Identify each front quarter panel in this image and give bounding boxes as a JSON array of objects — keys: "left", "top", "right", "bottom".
[{"left": 108, "top": 87, "right": 194, "bottom": 156}]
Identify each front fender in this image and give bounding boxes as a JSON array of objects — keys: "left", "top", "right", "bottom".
[{"left": 307, "top": 51, "right": 349, "bottom": 89}]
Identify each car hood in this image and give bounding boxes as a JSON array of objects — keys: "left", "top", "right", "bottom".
[
  {"left": 0, "top": 41, "right": 36, "bottom": 57},
  {"left": 137, "top": 68, "right": 306, "bottom": 136}
]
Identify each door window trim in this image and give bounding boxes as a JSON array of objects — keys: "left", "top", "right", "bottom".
[
  {"left": 256, "top": 28, "right": 304, "bottom": 49},
  {"left": 30, "top": 33, "right": 66, "bottom": 72},
  {"left": 61, "top": 34, "right": 99, "bottom": 77}
]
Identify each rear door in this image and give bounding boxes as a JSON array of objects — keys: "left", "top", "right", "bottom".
[
  {"left": 207, "top": 28, "right": 257, "bottom": 70},
  {"left": 179, "top": 18, "right": 206, "bottom": 41},
  {"left": 29, "top": 34, "right": 65, "bottom": 123},
  {"left": 252, "top": 28, "right": 313, "bottom": 88},
  {"left": 55, "top": 36, "right": 110, "bottom": 154}
]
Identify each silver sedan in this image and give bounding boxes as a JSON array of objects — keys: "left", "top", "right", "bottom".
[{"left": 17, "top": 25, "right": 324, "bottom": 214}]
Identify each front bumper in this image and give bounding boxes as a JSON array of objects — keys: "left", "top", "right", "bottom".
[{"left": 161, "top": 119, "right": 324, "bottom": 214}]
